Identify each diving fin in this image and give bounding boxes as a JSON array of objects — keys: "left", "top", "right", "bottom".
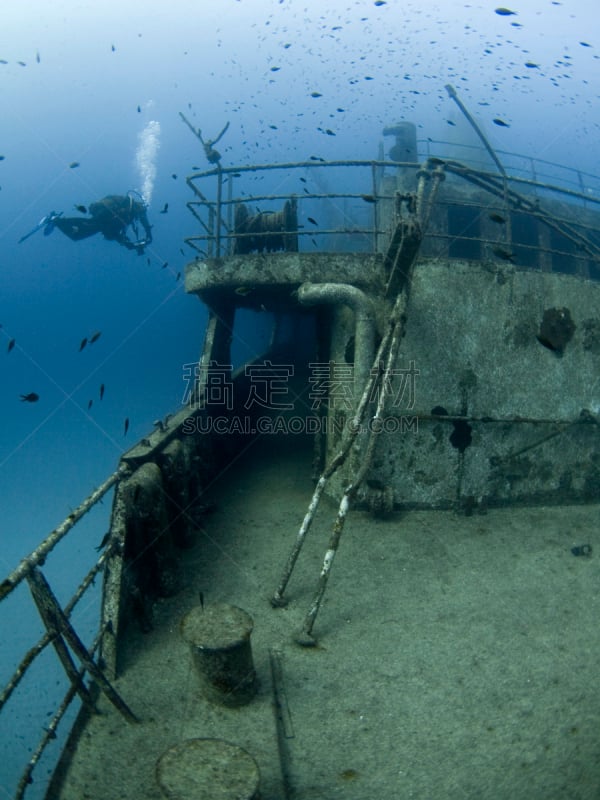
[
  {"left": 18, "top": 211, "right": 63, "bottom": 244},
  {"left": 43, "top": 211, "right": 63, "bottom": 236}
]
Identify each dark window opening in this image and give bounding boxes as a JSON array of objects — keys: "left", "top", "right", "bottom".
[
  {"left": 588, "top": 229, "right": 600, "bottom": 280},
  {"left": 550, "top": 229, "right": 578, "bottom": 275},
  {"left": 510, "top": 212, "right": 539, "bottom": 269},
  {"left": 448, "top": 205, "right": 481, "bottom": 260}
]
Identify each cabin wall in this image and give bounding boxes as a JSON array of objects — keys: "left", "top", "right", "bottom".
[
  {"left": 326, "top": 259, "right": 600, "bottom": 510},
  {"left": 378, "top": 171, "right": 600, "bottom": 279}
]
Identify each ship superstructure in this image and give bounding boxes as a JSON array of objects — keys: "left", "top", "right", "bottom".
[{"left": 2, "top": 117, "right": 600, "bottom": 800}]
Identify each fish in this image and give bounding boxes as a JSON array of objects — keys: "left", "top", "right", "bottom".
[
  {"left": 494, "top": 7, "right": 517, "bottom": 15},
  {"left": 74, "top": 204, "right": 87, "bottom": 213},
  {"left": 571, "top": 544, "right": 592, "bottom": 557},
  {"left": 99, "top": 383, "right": 105, "bottom": 401},
  {"left": 111, "top": 44, "right": 116, "bottom": 52},
  {"left": 137, "top": 105, "right": 141, "bottom": 113},
  {"left": 493, "top": 118, "right": 510, "bottom": 127},
  {"left": 89, "top": 331, "right": 101, "bottom": 344},
  {"left": 307, "top": 217, "right": 318, "bottom": 225},
  {"left": 524, "top": 62, "right": 539, "bottom": 69},
  {"left": 300, "top": 177, "right": 307, "bottom": 183},
  {"left": 87, "top": 399, "right": 93, "bottom": 410},
  {"left": 20, "top": 392, "right": 39, "bottom": 402},
  {"left": 310, "top": 91, "right": 322, "bottom": 98},
  {"left": 7, "top": 338, "right": 15, "bottom": 353},
  {"left": 69, "top": 161, "right": 80, "bottom": 169},
  {"left": 270, "top": 66, "right": 281, "bottom": 72},
  {"left": 235, "top": 286, "right": 253, "bottom": 296},
  {"left": 489, "top": 212, "right": 506, "bottom": 224},
  {"left": 361, "top": 194, "right": 376, "bottom": 203},
  {"left": 492, "top": 246, "right": 516, "bottom": 262},
  {"left": 171, "top": 173, "right": 177, "bottom": 180},
  {"left": 0, "top": 155, "right": 5, "bottom": 161},
  {"left": 374, "top": 0, "right": 386, "bottom": 5},
  {"left": 160, "top": 203, "right": 168, "bottom": 214},
  {"left": 79, "top": 337, "right": 88, "bottom": 352},
  {"left": 36, "top": 51, "right": 40, "bottom": 63},
  {"left": 324, "top": 129, "right": 336, "bottom": 136},
  {"left": 123, "top": 417, "right": 129, "bottom": 436},
  {"left": 175, "top": 272, "right": 181, "bottom": 281}
]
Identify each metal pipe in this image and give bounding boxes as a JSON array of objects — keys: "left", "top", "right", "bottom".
[
  {"left": 444, "top": 84, "right": 512, "bottom": 245},
  {"left": 415, "top": 167, "right": 430, "bottom": 220},
  {"left": 296, "top": 282, "right": 375, "bottom": 402}
]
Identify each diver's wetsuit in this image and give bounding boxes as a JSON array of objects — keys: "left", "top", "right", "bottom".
[{"left": 53, "top": 194, "right": 152, "bottom": 252}]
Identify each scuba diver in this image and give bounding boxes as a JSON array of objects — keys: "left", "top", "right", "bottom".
[{"left": 19, "top": 191, "right": 153, "bottom": 254}]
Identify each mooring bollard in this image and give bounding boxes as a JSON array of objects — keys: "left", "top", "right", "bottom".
[
  {"left": 180, "top": 603, "right": 257, "bottom": 706},
  {"left": 156, "top": 738, "right": 260, "bottom": 800}
]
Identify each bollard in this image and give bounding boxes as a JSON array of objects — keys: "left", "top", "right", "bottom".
[
  {"left": 156, "top": 738, "right": 260, "bottom": 800},
  {"left": 180, "top": 604, "right": 257, "bottom": 706}
]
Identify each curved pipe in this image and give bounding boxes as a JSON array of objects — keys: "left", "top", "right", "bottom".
[{"left": 297, "top": 282, "right": 375, "bottom": 403}]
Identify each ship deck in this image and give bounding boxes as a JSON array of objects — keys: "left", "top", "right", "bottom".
[{"left": 54, "top": 435, "right": 600, "bottom": 800}]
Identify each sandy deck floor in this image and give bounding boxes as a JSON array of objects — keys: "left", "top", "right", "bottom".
[{"left": 54, "top": 436, "right": 600, "bottom": 799}]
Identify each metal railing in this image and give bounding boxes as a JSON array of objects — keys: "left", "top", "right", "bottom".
[
  {"left": 184, "top": 159, "right": 387, "bottom": 258},
  {"left": 183, "top": 157, "right": 600, "bottom": 278},
  {"left": 0, "top": 466, "right": 128, "bottom": 800},
  {"left": 419, "top": 137, "right": 600, "bottom": 201},
  {"left": 0, "top": 397, "right": 214, "bottom": 799}
]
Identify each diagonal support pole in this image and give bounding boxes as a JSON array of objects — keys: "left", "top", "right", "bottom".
[
  {"left": 27, "top": 582, "right": 97, "bottom": 713},
  {"left": 295, "top": 296, "right": 407, "bottom": 646},
  {"left": 270, "top": 325, "right": 390, "bottom": 607},
  {"left": 27, "top": 567, "right": 139, "bottom": 724},
  {"left": 272, "top": 165, "right": 438, "bottom": 639}
]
